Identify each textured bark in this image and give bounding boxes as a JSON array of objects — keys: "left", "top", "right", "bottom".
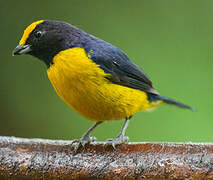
[{"left": 0, "top": 136, "right": 212, "bottom": 179}]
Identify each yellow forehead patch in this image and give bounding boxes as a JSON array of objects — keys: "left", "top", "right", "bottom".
[{"left": 19, "top": 20, "right": 44, "bottom": 45}]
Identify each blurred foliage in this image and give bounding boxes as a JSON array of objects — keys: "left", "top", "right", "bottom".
[{"left": 0, "top": 0, "right": 212, "bottom": 142}]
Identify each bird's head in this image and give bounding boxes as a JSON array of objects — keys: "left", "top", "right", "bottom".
[{"left": 13, "top": 20, "right": 86, "bottom": 67}]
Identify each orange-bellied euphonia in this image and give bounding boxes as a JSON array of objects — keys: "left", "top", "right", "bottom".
[{"left": 13, "top": 20, "right": 195, "bottom": 145}]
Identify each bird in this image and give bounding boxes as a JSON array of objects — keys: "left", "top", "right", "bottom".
[{"left": 13, "top": 20, "right": 195, "bottom": 145}]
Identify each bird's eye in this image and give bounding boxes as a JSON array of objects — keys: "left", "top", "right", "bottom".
[{"left": 35, "top": 31, "right": 42, "bottom": 38}]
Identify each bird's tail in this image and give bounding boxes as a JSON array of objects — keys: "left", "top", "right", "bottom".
[{"left": 148, "top": 94, "right": 196, "bottom": 111}]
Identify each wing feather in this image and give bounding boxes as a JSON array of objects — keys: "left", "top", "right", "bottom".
[{"left": 84, "top": 40, "right": 158, "bottom": 95}]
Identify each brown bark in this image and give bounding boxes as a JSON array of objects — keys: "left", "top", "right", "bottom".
[{"left": 0, "top": 136, "right": 212, "bottom": 179}]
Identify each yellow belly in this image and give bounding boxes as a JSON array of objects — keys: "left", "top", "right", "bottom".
[{"left": 47, "top": 48, "right": 161, "bottom": 122}]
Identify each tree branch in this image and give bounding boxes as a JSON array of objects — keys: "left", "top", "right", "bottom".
[{"left": 0, "top": 136, "right": 212, "bottom": 179}]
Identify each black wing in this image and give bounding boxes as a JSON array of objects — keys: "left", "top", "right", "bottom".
[{"left": 84, "top": 40, "right": 158, "bottom": 95}]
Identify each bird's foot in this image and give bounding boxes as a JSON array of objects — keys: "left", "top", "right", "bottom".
[
  {"left": 106, "top": 135, "right": 129, "bottom": 149},
  {"left": 80, "top": 136, "right": 97, "bottom": 146},
  {"left": 72, "top": 136, "right": 97, "bottom": 152}
]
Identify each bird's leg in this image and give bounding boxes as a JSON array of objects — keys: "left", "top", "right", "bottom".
[
  {"left": 115, "top": 117, "right": 130, "bottom": 141},
  {"left": 80, "top": 121, "right": 103, "bottom": 146},
  {"left": 106, "top": 117, "right": 131, "bottom": 147},
  {"left": 72, "top": 121, "right": 103, "bottom": 152}
]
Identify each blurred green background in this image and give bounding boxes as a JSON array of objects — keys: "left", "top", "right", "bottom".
[{"left": 1, "top": 0, "right": 212, "bottom": 142}]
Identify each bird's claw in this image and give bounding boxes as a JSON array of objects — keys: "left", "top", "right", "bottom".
[
  {"left": 72, "top": 136, "right": 97, "bottom": 152},
  {"left": 80, "top": 136, "right": 97, "bottom": 146},
  {"left": 105, "top": 136, "right": 129, "bottom": 148}
]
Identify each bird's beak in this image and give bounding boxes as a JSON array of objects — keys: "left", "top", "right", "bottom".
[{"left": 12, "top": 44, "right": 32, "bottom": 56}]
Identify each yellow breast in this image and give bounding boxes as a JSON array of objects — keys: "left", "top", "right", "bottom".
[{"left": 47, "top": 48, "right": 160, "bottom": 121}]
